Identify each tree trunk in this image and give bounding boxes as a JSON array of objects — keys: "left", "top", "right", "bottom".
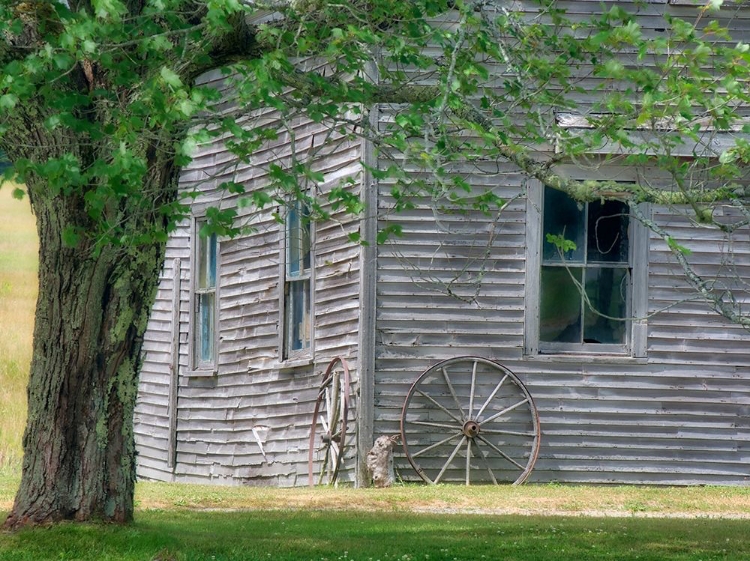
[
  {"left": 1, "top": 120, "right": 177, "bottom": 529},
  {"left": 2, "top": 199, "right": 166, "bottom": 529}
]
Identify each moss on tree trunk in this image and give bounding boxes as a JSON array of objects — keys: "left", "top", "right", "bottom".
[
  {"left": 1, "top": 111, "right": 178, "bottom": 528},
  {"left": 2, "top": 195, "right": 167, "bottom": 529}
]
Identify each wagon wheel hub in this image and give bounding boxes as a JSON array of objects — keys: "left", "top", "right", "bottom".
[{"left": 462, "top": 420, "right": 481, "bottom": 438}]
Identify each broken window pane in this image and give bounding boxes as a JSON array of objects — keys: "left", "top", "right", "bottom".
[
  {"left": 539, "top": 186, "right": 631, "bottom": 351},
  {"left": 583, "top": 267, "right": 628, "bottom": 344}
]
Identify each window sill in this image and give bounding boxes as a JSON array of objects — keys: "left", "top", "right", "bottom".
[
  {"left": 185, "top": 368, "right": 218, "bottom": 378},
  {"left": 277, "top": 357, "right": 314, "bottom": 371},
  {"left": 525, "top": 353, "right": 648, "bottom": 365}
]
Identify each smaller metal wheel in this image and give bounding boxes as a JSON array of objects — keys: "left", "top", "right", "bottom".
[
  {"left": 400, "top": 356, "right": 540, "bottom": 485},
  {"left": 308, "top": 357, "right": 351, "bottom": 486}
]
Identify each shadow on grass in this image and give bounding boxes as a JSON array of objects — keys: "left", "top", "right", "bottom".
[{"left": 0, "top": 509, "right": 748, "bottom": 561}]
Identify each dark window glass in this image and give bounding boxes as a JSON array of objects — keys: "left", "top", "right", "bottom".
[
  {"left": 587, "top": 200, "right": 629, "bottom": 263},
  {"left": 198, "top": 292, "right": 215, "bottom": 363},
  {"left": 584, "top": 267, "right": 628, "bottom": 344},
  {"left": 540, "top": 266, "right": 582, "bottom": 343},
  {"left": 541, "top": 187, "right": 630, "bottom": 348},
  {"left": 542, "top": 187, "right": 585, "bottom": 262}
]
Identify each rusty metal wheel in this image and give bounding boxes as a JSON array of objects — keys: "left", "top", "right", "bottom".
[
  {"left": 308, "top": 357, "right": 351, "bottom": 486},
  {"left": 400, "top": 356, "right": 540, "bottom": 485}
]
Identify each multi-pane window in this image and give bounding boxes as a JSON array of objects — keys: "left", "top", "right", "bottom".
[
  {"left": 539, "top": 186, "right": 631, "bottom": 351},
  {"left": 283, "top": 199, "right": 312, "bottom": 359},
  {"left": 193, "top": 220, "right": 218, "bottom": 369}
]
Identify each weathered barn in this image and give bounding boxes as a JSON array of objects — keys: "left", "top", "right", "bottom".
[{"left": 134, "top": 0, "right": 750, "bottom": 487}]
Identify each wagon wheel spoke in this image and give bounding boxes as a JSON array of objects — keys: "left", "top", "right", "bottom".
[
  {"left": 308, "top": 357, "right": 351, "bottom": 486},
  {"left": 411, "top": 431, "right": 463, "bottom": 458},
  {"left": 415, "top": 388, "right": 464, "bottom": 425},
  {"left": 472, "top": 438, "right": 499, "bottom": 485},
  {"left": 480, "top": 428, "right": 537, "bottom": 437},
  {"left": 400, "top": 356, "right": 541, "bottom": 486},
  {"left": 467, "top": 359, "right": 478, "bottom": 420},
  {"left": 434, "top": 436, "right": 467, "bottom": 485},
  {"left": 475, "top": 374, "right": 508, "bottom": 420},
  {"left": 476, "top": 434, "right": 526, "bottom": 471},
  {"left": 408, "top": 420, "right": 465, "bottom": 431},
  {"left": 481, "top": 398, "right": 529, "bottom": 425},
  {"left": 441, "top": 367, "right": 466, "bottom": 422}
]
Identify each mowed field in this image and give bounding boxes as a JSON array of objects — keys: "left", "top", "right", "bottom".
[{"left": 0, "top": 183, "right": 37, "bottom": 471}]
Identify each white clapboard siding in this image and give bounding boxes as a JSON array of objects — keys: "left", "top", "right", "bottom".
[
  {"left": 140, "top": 2, "right": 750, "bottom": 488},
  {"left": 375, "top": 156, "right": 750, "bottom": 485},
  {"left": 135, "top": 60, "right": 364, "bottom": 485}
]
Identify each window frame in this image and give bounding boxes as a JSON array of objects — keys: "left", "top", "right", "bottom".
[
  {"left": 524, "top": 179, "right": 649, "bottom": 358},
  {"left": 279, "top": 198, "right": 315, "bottom": 362},
  {"left": 189, "top": 216, "right": 220, "bottom": 375}
]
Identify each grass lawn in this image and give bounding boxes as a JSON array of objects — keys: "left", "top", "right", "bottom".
[
  {"left": 2, "top": 509, "right": 750, "bottom": 561},
  {"left": 2, "top": 479, "right": 750, "bottom": 560}
]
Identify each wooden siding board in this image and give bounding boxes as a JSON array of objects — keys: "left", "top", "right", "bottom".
[
  {"left": 374, "top": 124, "right": 750, "bottom": 485},
  {"left": 137, "top": 94, "right": 363, "bottom": 485}
]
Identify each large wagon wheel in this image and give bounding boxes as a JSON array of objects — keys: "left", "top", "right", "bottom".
[
  {"left": 308, "top": 357, "right": 351, "bottom": 486},
  {"left": 400, "top": 356, "right": 540, "bottom": 485}
]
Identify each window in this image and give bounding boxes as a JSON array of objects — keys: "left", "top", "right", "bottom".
[
  {"left": 282, "top": 199, "right": 312, "bottom": 359},
  {"left": 525, "top": 180, "right": 648, "bottom": 357},
  {"left": 192, "top": 219, "right": 218, "bottom": 371}
]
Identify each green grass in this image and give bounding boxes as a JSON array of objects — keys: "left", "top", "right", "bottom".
[
  {"left": 0, "top": 509, "right": 749, "bottom": 561},
  {"left": 0, "top": 183, "right": 37, "bottom": 472},
  {"left": 1, "top": 479, "right": 750, "bottom": 560}
]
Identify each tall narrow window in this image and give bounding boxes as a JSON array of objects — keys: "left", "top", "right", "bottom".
[
  {"left": 194, "top": 220, "right": 218, "bottom": 369},
  {"left": 283, "top": 199, "right": 312, "bottom": 359},
  {"left": 539, "top": 186, "right": 631, "bottom": 352}
]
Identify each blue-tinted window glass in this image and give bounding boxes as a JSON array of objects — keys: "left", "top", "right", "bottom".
[
  {"left": 287, "top": 201, "right": 310, "bottom": 278},
  {"left": 198, "top": 292, "right": 215, "bottom": 363},
  {"left": 286, "top": 278, "right": 311, "bottom": 353}
]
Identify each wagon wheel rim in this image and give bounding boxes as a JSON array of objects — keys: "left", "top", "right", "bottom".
[
  {"left": 308, "top": 357, "right": 351, "bottom": 486},
  {"left": 400, "top": 356, "right": 540, "bottom": 486}
]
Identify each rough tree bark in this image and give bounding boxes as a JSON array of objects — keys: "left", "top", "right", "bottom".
[
  {"left": 1, "top": 103, "right": 178, "bottom": 528},
  {"left": 0, "top": 0, "right": 256, "bottom": 528}
]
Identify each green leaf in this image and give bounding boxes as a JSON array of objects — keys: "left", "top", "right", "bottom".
[
  {"left": 546, "top": 233, "right": 578, "bottom": 254},
  {"left": 160, "top": 67, "right": 183, "bottom": 89},
  {"left": 719, "top": 150, "right": 736, "bottom": 164},
  {"left": 0, "top": 94, "right": 18, "bottom": 111}
]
